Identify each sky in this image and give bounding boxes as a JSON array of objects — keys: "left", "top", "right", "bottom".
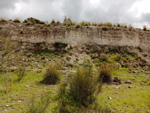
[{"left": 0, "top": 0, "right": 150, "bottom": 28}]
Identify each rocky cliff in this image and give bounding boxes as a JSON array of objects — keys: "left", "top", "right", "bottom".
[{"left": 0, "top": 21, "right": 150, "bottom": 54}]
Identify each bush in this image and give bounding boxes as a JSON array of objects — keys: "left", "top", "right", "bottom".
[
  {"left": 128, "top": 25, "right": 133, "bottom": 31},
  {"left": 143, "top": 25, "right": 147, "bottom": 31},
  {"left": 63, "top": 18, "right": 73, "bottom": 26},
  {"left": 16, "top": 66, "right": 26, "bottom": 81},
  {"left": 13, "top": 18, "right": 21, "bottom": 23},
  {"left": 27, "top": 93, "right": 51, "bottom": 113},
  {"left": 0, "top": 18, "right": 7, "bottom": 22},
  {"left": 51, "top": 19, "right": 55, "bottom": 24},
  {"left": 69, "top": 65, "right": 102, "bottom": 105},
  {"left": 41, "top": 64, "right": 61, "bottom": 84},
  {"left": 97, "top": 64, "right": 113, "bottom": 84},
  {"left": 23, "top": 18, "right": 45, "bottom": 25}
]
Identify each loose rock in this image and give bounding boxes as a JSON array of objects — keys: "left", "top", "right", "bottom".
[
  {"left": 124, "top": 80, "right": 131, "bottom": 84},
  {"left": 113, "top": 77, "right": 121, "bottom": 84}
]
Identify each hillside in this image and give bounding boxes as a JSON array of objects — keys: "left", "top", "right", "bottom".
[{"left": 0, "top": 18, "right": 150, "bottom": 113}]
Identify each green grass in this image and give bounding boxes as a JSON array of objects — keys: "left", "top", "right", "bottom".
[
  {"left": 0, "top": 49, "right": 150, "bottom": 113},
  {"left": 0, "top": 66, "right": 149, "bottom": 113}
]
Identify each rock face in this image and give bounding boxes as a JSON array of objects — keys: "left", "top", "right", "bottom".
[{"left": 0, "top": 22, "right": 150, "bottom": 54}]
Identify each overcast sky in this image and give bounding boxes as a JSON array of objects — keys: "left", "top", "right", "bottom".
[{"left": 0, "top": 0, "right": 150, "bottom": 28}]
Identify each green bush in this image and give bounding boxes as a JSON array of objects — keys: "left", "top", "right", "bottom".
[
  {"left": 69, "top": 65, "right": 102, "bottom": 105},
  {"left": 41, "top": 64, "right": 61, "bottom": 84},
  {"left": 16, "top": 66, "right": 26, "bottom": 81},
  {"left": 27, "top": 93, "right": 51, "bottom": 113},
  {"left": 97, "top": 64, "right": 113, "bottom": 84}
]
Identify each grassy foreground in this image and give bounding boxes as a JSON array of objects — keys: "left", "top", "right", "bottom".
[{"left": 0, "top": 66, "right": 149, "bottom": 113}]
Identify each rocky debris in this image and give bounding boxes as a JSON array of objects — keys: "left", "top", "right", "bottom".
[
  {"left": 124, "top": 80, "right": 131, "bottom": 84},
  {"left": 113, "top": 77, "right": 121, "bottom": 84}
]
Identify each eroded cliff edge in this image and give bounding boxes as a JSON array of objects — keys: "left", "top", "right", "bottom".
[{"left": 0, "top": 21, "right": 150, "bottom": 54}]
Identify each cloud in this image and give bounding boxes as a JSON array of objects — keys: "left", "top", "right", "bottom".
[{"left": 0, "top": 0, "right": 149, "bottom": 27}]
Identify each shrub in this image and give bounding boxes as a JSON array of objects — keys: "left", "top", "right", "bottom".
[
  {"left": 80, "top": 21, "right": 91, "bottom": 26},
  {"left": 0, "top": 18, "right": 7, "bottom": 22},
  {"left": 13, "top": 18, "right": 21, "bottom": 23},
  {"left": 69, "top": 65, "right": 102, "bottom": 105},
  {"left": 41, "top": 63, "right": 61, "bottom": 84},
  {"left": 97, "top": 64, "right": 113, "bottom": 84},
  {"left": 63, "top": 18, "right": 73, "bottom": 26},
  {"left": 143, "top": 25, "right": 147, "bottom": 31},
  {"left": 51, "top": 19, "right": 55, "bottom": 24},
  {"left": 23, "top": 18, "right": 45, "bottom": 25},
  {"left": 128, "top": 25, "right": 133, "bottom": 31},
  {"left": 92, "top": 22, "right": 97, "bottom": 26},
  {"left": 16, "top": 66, "right": 26, "bottom": 81},
  {"left": 117, "top": 24, "right": 120, "bottom": 27},
  {"left": 105, "top": 22, "right": 113, "bottom": 27},
  {"left": 27, "top": 93, "right": 51, "bottom": 113}
]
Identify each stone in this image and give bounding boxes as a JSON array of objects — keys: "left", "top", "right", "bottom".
[
  {"left": 108, "top": 96, "right": 112, "bottom": 100},
  {"left": 116, "top": 86, "right": 121, "bottom": 89},
  {"left": 128, "top": 86, "right": 133, "bottom": 88},
  {"left": 113, "top": 77, "right": 121, "bottom": 84},
  {"left": 41, "top": 56, "right": 45, "bottom": 60},
  {"left": 18, "top": 100, "right": 22, "bottom": 103},
  {"left": 5, "top": 105, "right": 9, "bottom": 107},
  {"left": 125, "top": 80, "right": 131, "bottom": 84},
  {"left": 25, "top": 85, "right": 29, "bottom": 88}
]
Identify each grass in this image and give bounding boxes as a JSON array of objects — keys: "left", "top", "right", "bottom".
[
  {"left": 0, "top": 49, "right": 149, "bottom": 112},
  {"left": 0, "top": 65, "right": 149, "bottom": 112}
]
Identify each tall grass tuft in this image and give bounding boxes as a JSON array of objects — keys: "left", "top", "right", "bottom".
[
  {"left": 97, "top": 64, "right": 113, "bottom": 84},
  {"left": 69, "top": 65, "right": 102, "bottom": 105},
  {"left": 41, "top": 63, "right": 61, "bottom": 84},
  {"left": 16, "top": 66, "right": 26, "bottom": 81},
  {"left": 27, "top": 93, "right": 51, "bottom": 113}
]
